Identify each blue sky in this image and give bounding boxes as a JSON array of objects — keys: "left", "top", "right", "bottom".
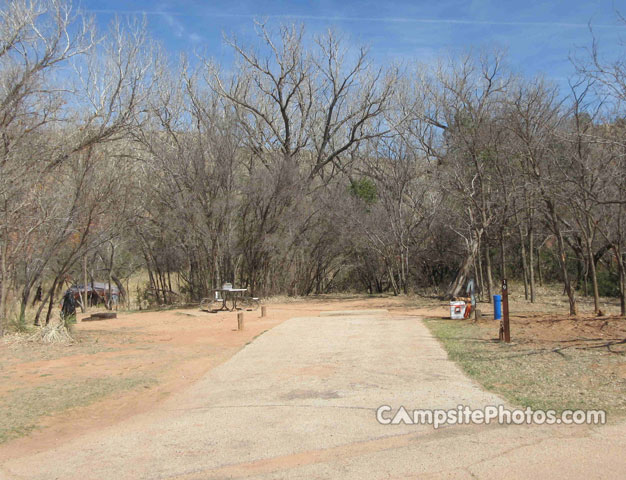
[{"left": 82, "top": 0, "right": 625, "bottom": 90}]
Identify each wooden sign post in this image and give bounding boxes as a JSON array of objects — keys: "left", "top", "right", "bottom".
[{"left": 502, "top": 279, "right": 511, "bottom": 343}]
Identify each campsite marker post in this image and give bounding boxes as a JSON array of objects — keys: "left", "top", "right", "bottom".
[
  {"left": 502, "top": 279, "right": 511, "bottom": 343},
  {"left": 237, "top": 312, "right": 244, "bottom": 331}
]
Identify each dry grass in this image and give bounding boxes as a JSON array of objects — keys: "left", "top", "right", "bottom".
[
  {"left": 425, "top": 317, "right": 626, "bottom": 419},
  {"left": 28, "top": 322, "right": 74, "bottom": 344},
  {"left": 0, "top": 376, "right": 156, "bottom": 444}
]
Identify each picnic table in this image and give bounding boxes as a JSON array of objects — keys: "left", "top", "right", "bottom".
[
  {"left": 211, "top": 288, "right": 248, "bottom": 311},
  {"left": 200, "top": 285, "right": 260, "bottom": 312}
]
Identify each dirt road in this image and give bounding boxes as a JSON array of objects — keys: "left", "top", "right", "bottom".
[{"left": 1, "top": 310, "right": 625, "bottom": 479}]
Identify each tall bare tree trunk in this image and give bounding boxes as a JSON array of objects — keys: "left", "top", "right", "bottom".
[
  {"left": 612, "top": 246, "right": 625, "bottom": 317},
  {"left": 499, "top": 229, "right": 506, "bottom": 282},
  {"left": 544, "top": 198, "right": 577, "bottom": 315},
  {"left": 528, "top": 227, "right": 536, "bottom": 302},
  {"left": 586, "top": 238, "right": 600, "bottom": 314},
  {"left": 484, "top": 239, "right": 494, "bottom": 303},
  {"left": 18, "top": 284, "right": 32, "bottom": 325},
  {"left": 34, "top": 286, "right": 53, "bottom": 326},
  {"left": 448, "top": 232, "right": 481, "bottom": 298},
  {"left": 620, "top": 258, "right": 626, "bottom": 317},
  {"left": 476, "top": 239, "right": 485, "bottom": 301},
  {"left": 401, "top": 247, "right": 409, "bottom": 294},
  {"left": 45, "top": 278, "right": 60, "bottom": 325},
  {"left": 82, "top": 255, "right": 88, "bottom": 312},
  {"left": 0, "top": 238, "right": 8, "bottom": 336},
  {"left": 107, "top": 243, "right": 115, "bottom": 310},
  {"left": 558, "top": 242, "right": 577, "bottom": 315},
  {"left": 518, "top": 223, "right": 529, "bottom": 300},
  {"left": 387, "top": 264, "right": 399, "bottom": 296},
  {"left": 537, "top": 244, "right": 543, "bottom": 287}
]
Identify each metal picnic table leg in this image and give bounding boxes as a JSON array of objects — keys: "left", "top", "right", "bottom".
[{"left": 232, "top": 292, "right": 238, "bottom": 311}]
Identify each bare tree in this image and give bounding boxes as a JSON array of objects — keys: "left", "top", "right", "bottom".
[{"left": 0, "top": 0, "right": 93, "bottom": 332}]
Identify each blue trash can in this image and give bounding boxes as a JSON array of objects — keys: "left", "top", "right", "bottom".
[{"left": 493, "top": 295, "right": 502, "bottom": 320}]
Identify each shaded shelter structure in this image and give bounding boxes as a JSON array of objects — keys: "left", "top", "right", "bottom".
[{"left": 66, "top": 282, "right": 122, "bottom": 307}]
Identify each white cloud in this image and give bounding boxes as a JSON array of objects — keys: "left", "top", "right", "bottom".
[
  {"left": 189, "top": 33, "right": 203, "bottom": 44},
  {"left": 86, "top": 9, "right": 621, "bottom": 30}
]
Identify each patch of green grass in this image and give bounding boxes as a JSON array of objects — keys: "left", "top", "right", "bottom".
[
  {"left": 7, "top": 313, "right": 33, "bottom": 334},
  {"left": 0, "top": 376, "right": 156, "bottom": 444},
  {"left": 424, "top": 319, "right": 626, "bottom": 418}
]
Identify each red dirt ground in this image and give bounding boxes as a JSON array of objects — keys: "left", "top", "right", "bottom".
[{"left": 1, "top": 294, "right": 624, "bottom": 461}]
